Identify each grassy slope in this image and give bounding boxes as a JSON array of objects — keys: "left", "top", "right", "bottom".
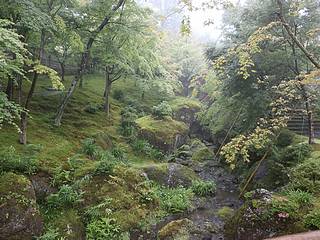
[{"left": 0, "top": 74, "right": 164, "bottom": 172}]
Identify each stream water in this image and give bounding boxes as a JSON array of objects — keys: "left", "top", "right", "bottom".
[{"left": 131, "top": 149, "right": 242, "bottom": 240}]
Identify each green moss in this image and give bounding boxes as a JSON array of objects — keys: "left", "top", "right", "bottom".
[
  {"left": 170, "top": 97, "right": 201, "bottom": 112},
  {"left": 136, "top": 116, "right": 188, "bottom": 140},
  {"left": 45, "top": 209, "right": 85, "bottom": 240},
  {"left": 192, "top": 147, "right": 214, "bottom": 162},
  {"left": 158, "top": 218, "right": 194, "bottom": 240},
  {"left": 217, "top": 206, "right": 234, "bottom": 220}
]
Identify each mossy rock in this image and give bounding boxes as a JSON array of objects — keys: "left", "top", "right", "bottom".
[
  {"left": 47, "top": 209, "right": 85, "bottom": 240},
  {"left": 135, "top": 115, "right": 188, "bottom": 153},
  {"left": 80, "top": 165, "right": 159, "bottom": 231},
  {"left": 143, "top": 163, "right": 199, "bottom": 187},
  {"left": 225, "top": 189, "right": 307, "bottom": 240},
  {"left": 0, "top": 172, "right": 43, "bottom": 240},
  {"left": 217, "top": 207, "right": 234, "bottom": 221},
  {"left": 170, "top": 97, "right": 201, "bottom": 126},
  {"left": 158, "top": 218, "right": 194, "bottom": 240}
]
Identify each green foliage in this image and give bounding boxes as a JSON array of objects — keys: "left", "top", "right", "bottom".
[
  {"left": 0, "top": 92, "right": 24, "bottom": 132},
  {"left": 84, "top": 104, "right": 100, "bottom": 114},
  {"left": 47, "top": 185, "right": 82, "bottom": 209},
  {"left": 152, "top": 101, "right": 173, "bottom": 119},
  {"left": 217, "top": 207, "right": 234, "bottom": 220},
  {"left": 110, "top": 146, "right": 126, "bottom": 161},
  {"left": 94, "top": 152, "right": 117, "bottom": 175},
  {"left": 284, "top": 190, "right": 313, "bottom": 208},
  {"left": 191, "top": 180, "right": 216, "bottom": 196},
  {"left": 84, "top": 198, "right": 113, "bottom": 222},
  {"left": 281, "top": 143, "right": 312, "bottom": 165},
  {"left": 130, "top": 139, "right": 164, "bottom": 160},
  {"left": 276, "top": 129, "right": 295, "bottom": 148},
  {"left": 288, "top": 157, "right": 320, "bottom": 194},
  {"left": 304, "top": 209, "right": 320, "bottom": 230},
  {"left": 113, "top": 89, "right": 124, "bottom": 101},
  {"left": 82, "top": 138, "right": 100, "bottom": 159},
  {"left": 119, "top": 106, "right": 138, "bottom": 137},
  {"left": 155, "top": 186, "right": 193, "bottom": 214},
  {"left": 0, "top": 146, "right": 38, "bottom": 174},
  {"left": 37, "top": 227, "right": 65, "bottom": 240},
  {"left": 86, "top": 218, "right": 123, "bottom": 240}
]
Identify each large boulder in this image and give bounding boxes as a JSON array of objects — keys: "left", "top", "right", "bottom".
[
  {"left": 225, "top": 189, "right": 305, "bottom": 240},
  {"left": 0, "top": 172, "right": 43, "bottom": 240},
  {"left": 135, "top": 115, "right": 188, "bottom": 153},
  {"left": 143, "top": 163, "right": 199, "bottom": 187},
  {"left": 170, "top": 97, "right": 201, "bottom": 127}
]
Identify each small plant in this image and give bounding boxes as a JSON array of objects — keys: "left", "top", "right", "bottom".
[
  {"left": 94, "top": 154, "right": 116, "bottom": 176},
  {"left": 37, "top": 227, "right": 64, "bottom": 240},
  {"left": 47, "top": 185, "right": 82, "bottom": 208},
  {"left": 113, "top": 89, "right": 124, "bottom": 101},
  {"left": 84, "top": 104, "right": 100, "bottom": 114},
  {"left": 280, "top": 143, "right": 312, "bottom": 165},
  {"left": 217, "top": 206, "right": 234, "bottom": 220},
  {"left": 285, "top": 190, "right": 313, "bottom": 208},
  {"left": 130, "top": 139, "right": 164, "bottom": 160},
  {"left": 111, "top": 146, "right": 126, "bottom": 161},
  {"left": 82, "top": 138, "right": 100, "bottom": 159},
  {"left": 191, "top": 180, "right": 216, "bottom": 196},
  {"left": 151, "top": 101, "right": 172, "bottom": 119},
  {"left": 155, "top": 186, "right": 193, "bottom": 214},
  {"left": 304, "top": 209, "right": 320, "bottom": 230},
  {"left": 0, "top": 146, "right": 38, "bottom": 174},
  {"left": 84, "top": 198, "right": 113, "bottom": 221},
  {"left": 86, "top": 218, "right": 123, "bottom": 240}
]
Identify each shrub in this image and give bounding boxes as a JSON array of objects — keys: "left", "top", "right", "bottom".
[
  {"left": 84, "top": 198, "right": 113, "bottom": 222},
  {"left": 280, "top": 143, "right": 312, "bottom": 165},
  {"left": 47, "top": 185, "right": 82, "bottom": 208},
  {"left": 285, "top": 190, "right": 313, "bottom": 208},
  {"left": 276, "top": 129, "right": 295, "bottom": 148},
  {"left": 271, "top": 197, "right": 299, "bottom": 218},
  {"left": 113, "top": 89, "right": 124, "bottom": 101},
  {"left": 110, "top": 146, "right": 126, "bottom": 161},
  {"left": 304, "top": 209, "right": 320, "bottom": 230},
  {"left": 152, "top": 101, "right": 173, "bottom": 119},
  {"left": 288, "top": 157, "right": 320, "bottom": 194},
  {"left": 191, "top": 180, "right": 216, "bottom": 196},
  {"left": 119, "top": 106, "right": 138, "bottom": 137},
  {"left": 84, "top": 104, "right": 100, "bottom": 114},
  {"left": 94, "top": 153, "right": 117, "bottom": 176},
  {"left": 155, "top": 186, "right": 193, "bottom": 214},
  {"left": 86, "top": 218, "right": 123, "bottom": 240},
  {"left": 0, "top": 146, "right": 38, "bottom": 174},
  {"left": 130, "top": 139, "right": 164, "bottom": 160}
]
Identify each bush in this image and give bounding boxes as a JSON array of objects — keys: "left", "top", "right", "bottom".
[
  {"left": 155, "top": 186, "right": 193, "bottom": 214},
  {"left": 94, "top": 153, "right": 117, "bottom": 176},
  {"left": 86, "top": 218, "right": 123, "bottom": 240},
  {"left": 113, "top": 89, "right": 124, "bottom": 101},
  {"left": 191, "top": 180, "right": 216, "bottom": 196},
  {"left": 285, "top": 190, "right": 313, "bottom": 208},
  {"left": 280, "top": 143, "right": 312, "bottom": 165},
  {"left": 130, "top": 139, "right": 164, "bottom": 160},
  {"left": 288, "top": 157, "right": 320, "bottom": 194},
  {"left": 84, "top": 104, "right": 100, "bottom": 114},
  {"left": 119, "top": 106, "right": 138, "bottom": 137},
  {"left": 47, "top": 185, "right": 82, "bottom": 208},
  {"left": 0, "top": 146, "right": 38, "bottom": 174},
  {"left": 152, "top": 101, "right": 173, "bottom": 119},
  {"left": 110, "top": 146, "right": 126, "bottom": 161},
  {"left": 304, "top": 209, "right": 320, "bottom": 230},
  {"left": 276, "top": 129, "right": 295, "bottom": 148}
]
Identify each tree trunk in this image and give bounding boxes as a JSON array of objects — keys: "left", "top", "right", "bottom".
[
  {"left": 19, "top": 28, "right": 45, "bottom": 144},
  {"left": 54, "top": 0, "right": 125, "bottom": 126},
  {"left": 306, "top": 100, "right": 315, "bottom": 144},
  {"left": 60, "top": 62, "right": 65, "bottom": 82},
  {"left": 104, "top": 70, "right": 112, "bottom": 116},
  {"left": 6, "top": 77, "right": 14, "bottom": 101}
]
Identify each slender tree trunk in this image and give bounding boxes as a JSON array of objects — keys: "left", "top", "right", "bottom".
[
  {"left": 54, "top": 0, "right": 125, "bottom": 126},
  {"left": 19, "top": 29, "right": 45, "bottom": 144},
  {"left": 104, "top": 72, "right": 112, "bottom": 116},
  {"left": 6, "top": 77, "right": 14, "bottom": 101},
  {"left": 60, "top": 62, "right": 65, "bottom": 82}
]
